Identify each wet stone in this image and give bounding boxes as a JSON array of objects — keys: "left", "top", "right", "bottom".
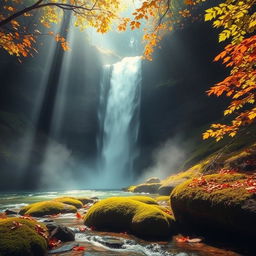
[
  {"left": 48, "top": 242, "right": 79, "bottom": 254},
  {"left": 5, "top": 209, "right": 18, "bottom": 215},
  {"left": 47, "top": 223, "right": 75, "bottom": 242},
  {"left": 91, "top": 235, "right": 125, "bottom": 249}
]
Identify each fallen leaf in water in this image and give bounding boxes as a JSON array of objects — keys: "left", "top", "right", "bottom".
[
  {"left": 79, "top": 226, "right": 87, "bottom": 232},
  {"left": 48, "top": 238, "right": 61, "bottom": 248},
  {"left": 73, "top": 246, "right": 86, "bottom": 251},
  {"left": 76, "top": 212, "right": 83, "bottom": 219}
]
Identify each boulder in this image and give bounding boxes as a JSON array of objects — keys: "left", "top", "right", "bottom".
[
  {"left": 133, "top": 183, "right": 161, "bottom": 193},
  {"left": 170, "top": 173, "right": 256, "bottom": 238},
  {"left": 19, "top": 201, "right": 77, "bottom": 217},
  {"left": 46, "top": 223, "right": 75, "bottom": 242},
  {"left": 124, "top": 196, "right": 158, "bottom": 205},
  {"left": 53, "top": 197, "right": 83, "bottom": 208},
  {"left": 84, "top": 197, "right": 175, "bottom": 239},
  {"left": 0, "top": 217, "right": 47, "bottom": 256},
  {"left": 146, "top": 177, "right": 161, "bottom": 184}
]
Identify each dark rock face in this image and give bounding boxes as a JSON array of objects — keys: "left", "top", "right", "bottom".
[
  {"left": 46, "top": 223, "right": 75, "bottom": 242},
  {"left": 137, "top": 21, "right": 228, "bottom": 174}
]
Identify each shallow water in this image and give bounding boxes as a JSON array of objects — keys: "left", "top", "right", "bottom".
[{"left": 0, "top": 189, "right": 143, "bottom": 210}]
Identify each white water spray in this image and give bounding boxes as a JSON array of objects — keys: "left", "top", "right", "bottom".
[{"left": 97, "top": 56, "right": 142, "bottom": 188}]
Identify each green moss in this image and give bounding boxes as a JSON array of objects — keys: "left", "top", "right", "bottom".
[
  {"left": 125, "top": 196, "right": 158, "bottom": 205},
  {"left": 156, "top": 196, "right": 170, "bottom": 202},
  {"left": 84, "top": 197, "right": 175, "bottom": 239},
  {"left": 0, "top": 217, "right": 47, "bottom": 256},
  {"left": 53, "top": 197, "right": 83, "bottom": 208},
  {"left": 126, "top": 185, "right": 136, "bottom": 192},
  {"left": 133, "top": 183, "right": 161, "bottom": 193},
  {"left": 171, "top": 173, "right": 249, "bottom": 205},
  {"left": 19, "top": 201, "right": 77, "bottom": 217},
  {"left": 170, "top": 173, "right": 256, "bottom": 237}
]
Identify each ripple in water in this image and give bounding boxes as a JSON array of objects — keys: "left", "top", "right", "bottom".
[{"left": 75, "top": 234, "right": 193, "bottom": 256}]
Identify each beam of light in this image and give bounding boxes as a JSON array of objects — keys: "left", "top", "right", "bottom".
[{"left": 15, "top": 24, "right": 62, "bottom": 189}]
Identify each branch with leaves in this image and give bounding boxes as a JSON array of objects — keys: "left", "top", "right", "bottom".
[
  {"left": 203, "top": 0, "right": 256, "bottom": 141},
  {"left": 0, "top": 0, "right": 121, "bottom": 58}
]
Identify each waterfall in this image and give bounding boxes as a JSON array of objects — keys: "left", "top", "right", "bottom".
[{"left": 98, "top": 56, "right": 142, "bottom": 188}]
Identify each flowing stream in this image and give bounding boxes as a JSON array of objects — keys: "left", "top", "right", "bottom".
[{"left": 97, "top": 56, "right": 142, "bottom": 188}]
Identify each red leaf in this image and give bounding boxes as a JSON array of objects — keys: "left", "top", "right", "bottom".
[
  {"left": 73, "top": 246, "right": 86, "bottom": 251},
  {"left": 76, "top": 212, "right": 83, "bottom": 219},
  {"left": 48, "top": 238, "right": 61, "bottom": 248},
  {"left": 10, "top": 221, "right": 23, "bottom": 230},
  {"left": 176, "top": 236, "right": 189, "bottom": 243}
]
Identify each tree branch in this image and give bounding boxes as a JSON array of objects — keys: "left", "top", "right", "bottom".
[{"left": 0, "top": 1, "right": 99, "bottom": 27}]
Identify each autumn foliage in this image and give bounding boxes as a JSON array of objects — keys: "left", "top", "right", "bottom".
[
  {"left": 203, "top": 0, "right": 256, "bottom": 141},
  {"left": 0, "top": 0, "right": 123, "bottom": 58},
  {"left": 203, "top": 36, "right": 256, "bottom": 141}
]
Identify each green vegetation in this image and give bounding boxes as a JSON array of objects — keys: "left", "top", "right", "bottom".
[
  {"left": 156, "top": 196, "right": 170, "bottom": 202},
  {"left": 132, "top": 183, "right": 161, "bottom": 193},
  {"left": 171, "top": 173, "right": 249, "bottom": 205},
  {"left": 19, "top": 201, "right": 77, "bottom": 217},
  {"left": 53, "top": 197, "right": 83, "bottom": 208},
  {"left": 84, "top": 197, "right": 175, "bottom": 239},
  {"left": 125, "top": 196, "right": 158, "bottom": 205},
  {"left": 0, "top": 217, "right": 47, "bottom": 256}
]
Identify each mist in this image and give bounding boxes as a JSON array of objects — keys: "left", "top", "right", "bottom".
[{"left": 139, "top": 138, "right": 187, "bottom": 183}]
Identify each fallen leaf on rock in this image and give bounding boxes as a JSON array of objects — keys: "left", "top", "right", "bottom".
[
  {"left": 20, "top": 215, "right": 35, "bottom": 221},
  {"left": 10, "top": 221, "right": 23, "bottom": 230}
]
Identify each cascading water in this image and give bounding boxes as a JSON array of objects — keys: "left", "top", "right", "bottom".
[{"left": 97, "top": 56, "right": 142, "bottom": 188}]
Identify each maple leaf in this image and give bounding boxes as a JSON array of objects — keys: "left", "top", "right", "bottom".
[{"left": 73, "top": 246, "right": 86, "bottom": 251}]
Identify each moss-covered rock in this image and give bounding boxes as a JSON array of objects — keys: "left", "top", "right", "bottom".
[
  {"left": 146, "top": 177, "right": 161, "bottom": 183},
  {"left": 170, "top": 173, "right": 256, "bottom": 237},
  {"left": 19, "top": 201, "right": 77, "bottom": 217},
  {"left": 0, "top": 217, "right": 47, "bottom": 256},
  {"left": 84, "top": 197, "right": 175, "bottom": 239},
  {"left": 156, "top": 196, "right": 170, "bottom": 202},
  {"left": 125, "top": 196, "right": 158, "bottom": 205},
  {"left": 133, "top": 183, "right": 161, "bottom": 193},
  {"left": 125, "top": 185, "right": 136, "bottom": 192},
  {"left": 53, "top": 197, "right": 83, "bottom": 208}
]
